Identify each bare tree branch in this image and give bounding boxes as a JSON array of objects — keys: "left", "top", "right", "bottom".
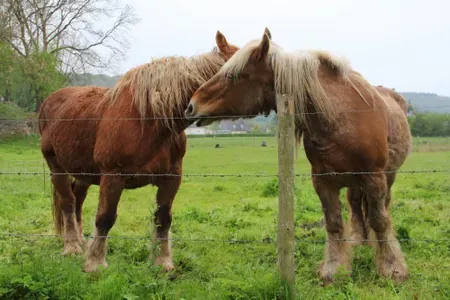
[{"left": 2, "top": 0, "right": 138, "bottom": 74}]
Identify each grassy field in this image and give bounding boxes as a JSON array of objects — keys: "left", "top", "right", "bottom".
[{"left": 0, "top": 135, "right": 449, "bottom": 299}]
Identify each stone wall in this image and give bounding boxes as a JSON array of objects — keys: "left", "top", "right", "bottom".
[{"left": 0, "top": 119, "right": 38, "bottom": 139}]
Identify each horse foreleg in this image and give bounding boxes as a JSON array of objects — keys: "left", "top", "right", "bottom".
[
  {"left": 150, "top": 175, "right": 181, "bottom": 272},
  {"left": 313, "top": 176, "right": 351, "bottom": 285},
  {"left": 72, "top": 179, "right": 90, "bottom": 243},
  {"left": 364, "top": 173, "right": 408, "bottom": 282},
  {"left": 84, "top": 175, "right": 124, "bottom": 272}
]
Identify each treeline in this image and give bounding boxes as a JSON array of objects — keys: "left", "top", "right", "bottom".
[{"left": 408, "top": 113, "right": 450, "bottom": 137}]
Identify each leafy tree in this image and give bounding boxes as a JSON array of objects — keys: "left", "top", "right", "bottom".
[
  {"left": 0, "top": 43, "right": 16, "bottom": 102},
  {"left": 408, "top": 113, "right": 450, "bottom": 136}
]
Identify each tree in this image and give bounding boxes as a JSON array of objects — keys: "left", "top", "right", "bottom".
[
  {"left": 408, "top": 112, "right": 450, "bottom": 137},
  {"left": 0, "top": 43, "right": 16, "bottom": 102},
  {"left": 407, "top": 100, "right": 415, "bottom": 114},
  {"left": 1, "top": 0, "right": 138, "bottom": 111}
]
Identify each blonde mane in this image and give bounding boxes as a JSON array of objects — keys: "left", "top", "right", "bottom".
[
  {"left": 107, "top": 49, "right": 226, "bottom": 127},
  {"left": 220, "top": 40, "right": 354, "bottom": 129}
]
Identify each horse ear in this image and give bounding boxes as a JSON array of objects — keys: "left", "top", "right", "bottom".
[
  {"left": 251, "top": 33, "right": 270, "bottom": 61},
  {"left": 216, "top": 30, "right": 230, "bottom": 53},
  {"left": 264, "top": 27, "right": 272, "bottom": 40}
]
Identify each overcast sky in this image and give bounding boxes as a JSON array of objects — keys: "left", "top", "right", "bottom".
[{"left": 118, "top": 0, "right": 450, "bottom": 96}]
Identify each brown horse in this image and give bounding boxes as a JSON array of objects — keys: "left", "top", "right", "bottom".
[
  {"left": 186, "top": 29, "right": 411, "bottom": 284},
  {"left": 38, "top": 31, "right": 238, "bottom": 272}
]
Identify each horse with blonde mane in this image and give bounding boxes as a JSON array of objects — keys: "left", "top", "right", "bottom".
[
  {"left": 186, "top": 28, "right": 411, "bottom": 284},
  {"left": 38, "top": 31, "right": 238, "bottom": 272}
]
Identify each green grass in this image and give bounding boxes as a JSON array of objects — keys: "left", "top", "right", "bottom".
[{"left": 0, "top": 136, "right": 449, "bottom": 299}]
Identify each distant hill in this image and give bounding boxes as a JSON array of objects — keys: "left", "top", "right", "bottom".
[{"left": 399, "top": 92, "right": 450, "bottom": 113}]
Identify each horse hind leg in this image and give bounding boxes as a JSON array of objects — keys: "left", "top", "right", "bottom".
[
  {"left": 72, "top": 179, "right": 91, "bottom": 242},
  {"left": 385, "top": 173, "right": 396, "bottom": 209},
  {"left": 313, "top": 176, "right": 352, "bottom": 285},
  {"left": 346, "top": 187, "right": 368, "bottom": 245},
  {"left": 364, "top": 173, "right": 408, "bottom": 282},
  {"left": 150, "top": 175, "right": 181, "bottom": 272},
  {"left": 47, "top": 157, "right": 83, "bottom": 255}
]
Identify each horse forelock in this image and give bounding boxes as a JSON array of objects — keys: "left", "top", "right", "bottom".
[{"left": 107, "top": 50, "right": 227, "bottom": 128}]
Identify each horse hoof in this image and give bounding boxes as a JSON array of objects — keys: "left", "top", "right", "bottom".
[
  {"left": 155, "top": 257, "right": 175, "bottom": 272},
  {"left": 84, "top": 260, "right": 108, "bottom": 273},
  {"left": 319, "top": 273, "right": 334, "bottom": 286},
  {"left": 79, "top": 235, "right": 86, "bottom": 243},
  {"left": 391, "top": 270, "right": 408, "bottom": 283},
  {"left": 318, "top": 260, "right": 351, "bottom": 285},
  {"left": 378, "top": 263, "right": 408, "bottom": 283},
  {"left": 63, "top": 243, "right": 83, "bottom": 256}
]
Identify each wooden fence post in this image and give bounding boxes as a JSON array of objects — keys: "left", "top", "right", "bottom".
[{"left": 276, "top": 93, "right": 295, "bottom": 299}]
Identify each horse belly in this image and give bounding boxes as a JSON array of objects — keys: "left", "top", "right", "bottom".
[
  {"left": 303, "top": 130, "right": 388, "bottom": 187},
  {"left": 120, "top": 146, "right": 173, "bottom": 189}
]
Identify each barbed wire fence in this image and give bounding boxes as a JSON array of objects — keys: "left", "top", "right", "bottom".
[{"left": 1, "top": 101, "right": 450, "bottom": 297}]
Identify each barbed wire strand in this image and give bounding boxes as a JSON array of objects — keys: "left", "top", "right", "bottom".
[
  {"left": 0, "top": 169, "right": 449, "bottom": 177},
  {"left": 1, "top": 232, "right": 449, "bottom": 244},
  {"left": 1, "top": 105, "right": 450, "bottom": 122}
]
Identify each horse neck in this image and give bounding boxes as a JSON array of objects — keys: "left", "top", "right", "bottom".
[
  {"left": 145, "top": 90, "right": 200, "bottom": 135},
  {"left": 161, "top": 103, "right": 193, "bottom": 135},
  {"left": 153, "top": 52, "right": 227, "bottom": 134}
]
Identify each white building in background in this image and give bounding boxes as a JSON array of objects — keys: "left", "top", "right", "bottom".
[
  {"left": 184, "top": 126, "right": 215, "bottom": 135},
  {"left": 184, "top": 119, "right": 252, "bottom": 135},
  {"left": 185, "top": 127, "right": 206, "bottom": 135}
]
